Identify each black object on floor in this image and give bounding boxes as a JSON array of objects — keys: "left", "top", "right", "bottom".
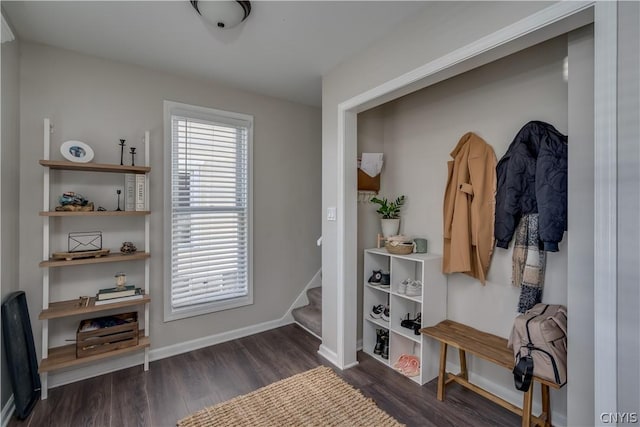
[{"left": 2, "top": 291, "right": 41, "bottom": 419}]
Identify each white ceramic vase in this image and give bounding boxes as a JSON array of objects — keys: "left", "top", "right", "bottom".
[{"left": 381, "top": 218, "right": 400, "bottom": 238}]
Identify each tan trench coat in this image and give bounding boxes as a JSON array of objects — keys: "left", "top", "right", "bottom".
[{"left": 442, "top": 132, "right": 497, "bottom": 284}]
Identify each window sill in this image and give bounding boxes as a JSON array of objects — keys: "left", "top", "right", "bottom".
[{"left": 163, "top": 294, "right": 253, "bottom": 322}]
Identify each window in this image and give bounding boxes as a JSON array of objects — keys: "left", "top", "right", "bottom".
[{"left": 164, "top": 101, "right": 253, "bottom": 321}]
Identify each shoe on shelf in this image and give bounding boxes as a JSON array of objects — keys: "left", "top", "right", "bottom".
[
  {"left": 413, "top": 313, "right": 422, "bottom": 335},
  {"left": 393, "top": 354, "right": 420, "bottom": 377},
  {"left": 379, "top": 272, "right": 391, "bottom": 288},
  {"left": 397, "top": 278, "right": 411, "bottom": 295},
  {"left": 393, "top": 354, "right": 412, "bottom": 371},
  {"left": 374, "top": 329, "right": 384, "bottom": 354},
  {"left": 403, "top": 356, "right": 420, "bottom": 377},
  {"left": 370, "top": 304, "right": 384, "bottom": 319},
  {"left": 381, "top": 306, "right": 390, "bottom": 322},
  {"left": 381, "top": 334, "right": 389, "bottom": 359},
  {"left": 405, "top": 280, "right": 422, "bottom": 297},
  {"left": 368, "top": 270, "right": 382, "bottom": 285},
  {"left": 400, "top": 313, "right": 418, "bottom": 329}
]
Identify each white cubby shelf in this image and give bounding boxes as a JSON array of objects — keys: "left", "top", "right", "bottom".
[{"left": 362, "top": 248, "right": 447, "bottom": 385}]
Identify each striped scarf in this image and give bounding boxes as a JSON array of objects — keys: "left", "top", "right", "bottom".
[{"left": 512, "top": 214, "right": 546, "bottom": 313}]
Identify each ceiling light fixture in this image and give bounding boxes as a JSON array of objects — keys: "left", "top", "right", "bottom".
[{"left": 190, "top": 1, "right": 251, "bottom": 29}]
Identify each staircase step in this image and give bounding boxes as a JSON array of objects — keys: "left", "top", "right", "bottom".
[
  {"left": 292, "top": 305, "right": 322, "bottom": 338},
  {"left": 306, "top": 286, "right": 322, "bottom": 308}
]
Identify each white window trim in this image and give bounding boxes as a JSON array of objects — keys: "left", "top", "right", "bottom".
[{"left": 163, "top": 100, "right": 254, "bottom": 322}]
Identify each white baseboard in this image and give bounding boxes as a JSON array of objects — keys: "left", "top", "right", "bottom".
[
  {"left": 343, "top": 360, "right": 359, "bottom": 369},
  {"left": 293, "top": 321, "right": 321, "bottom": 341},
  {"left": 317, "top": 344, "right": 359, "bottom": 370},
  {"left": 150, "top": 316, "right": 291, "bottom": 361},
  {"left": 281, "top": 268, "right": 322, "bottom": 324},
  {"left": 317, "top": 344, "right": 339, "bottom": 367},
  {"left": 1, "top": 395, "right": 14, "bottom": 427}
]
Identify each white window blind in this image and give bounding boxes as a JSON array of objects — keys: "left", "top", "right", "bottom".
[{"left": 168, "top": 106, "right": 251, "bottom": 314}]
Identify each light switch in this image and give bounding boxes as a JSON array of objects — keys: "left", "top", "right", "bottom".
[{"left": 327, "top": 207, "right": 337, "bottom": 221}]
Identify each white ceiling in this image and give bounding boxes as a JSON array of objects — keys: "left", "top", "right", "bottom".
[{"left": 3, "top": 1, "right": 430, "bottom": 106}]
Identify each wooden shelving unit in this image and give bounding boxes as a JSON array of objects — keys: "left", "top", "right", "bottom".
[
  {"left": 39, "top": 333, "right": 150, "bottom": 373},
  {"left": 39, "top": 252, "right": 150, "bottom": 268},
  {"left": 39, "top": 210, "right": 150, "bottom": 217},
  {"left": 40, "top": 160, "right": 149, "bottom": 174},
  {"left": 39, "top": 118, "right": 151, "bottom": 399},
  {"left": 39, "top": 295, "right": 151, "bottom": 320}
]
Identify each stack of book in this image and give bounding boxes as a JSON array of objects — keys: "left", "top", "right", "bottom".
[
  {"left": 95, "top": 285, "right": 144, "bottom": 305},
  {"left": 124, "top": 173, "right": 146, "bottom": 211}
]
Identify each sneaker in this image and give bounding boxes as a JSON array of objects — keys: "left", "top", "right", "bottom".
[
  {"left": 405, "top": 280, "right": 422, "bottom": 297},
  {"left": 397, "top": 278, "right": 411, "bottom": 294},
  {"left": 403, "top": 357, "right": 420, "bottom": 377},
  {"left": 380, "top": 306, "right": 390, "bottom": 322},
  {"left": 379, "top": 272, "right": 391, "bottom": 288},
  {"left": 370, "top": 304, "right": 384, "bottom": 319},
  {"left": 368, "top": 270, "right": 382, "bottom": 285},
  {"left": 393, "top": 354, "right": 412, "bottom": 371},
  {"left": 393, "top": 354, "right": 420, "bottom": 377},
  {"left": 381, "top": 334, "right": 389, "bottom": 359},
  {"left": 374, "top": 329, "right": 384, "bottom": 354}
]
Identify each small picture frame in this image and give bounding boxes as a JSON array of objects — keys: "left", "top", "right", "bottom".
[
  {"left": 60, "top": 140, "right": 94, "bottom": 163},
  {"left": 68, "top": 231, "right": 102, "bottom": 253}
]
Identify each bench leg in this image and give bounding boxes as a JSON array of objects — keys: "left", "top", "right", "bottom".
[
  {"left": 522, "top": 383, "right": 534, "bottom": 427},
  {"left": 459, "top": 349, "right": 468, "bottom": 380},
  {"left": 437, "top": 342, "right": 448, "bottom": 401},
  {"left": 541, "top": 384, "right": 551, "bottom": 427}
]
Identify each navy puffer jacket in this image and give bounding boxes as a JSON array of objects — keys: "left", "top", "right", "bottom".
[{"left": 495, "top": 121, "right": 568, "bottom": 252}]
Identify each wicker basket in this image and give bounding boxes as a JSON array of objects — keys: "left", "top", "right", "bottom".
[{"left": 385, "top": 242, "right": 414, "bottom": 255}]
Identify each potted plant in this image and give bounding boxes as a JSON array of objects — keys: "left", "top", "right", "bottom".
[{"left": 370, "top": 195, "right": 406, "bottom": 237}]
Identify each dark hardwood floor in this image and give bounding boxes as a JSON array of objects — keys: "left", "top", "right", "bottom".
[{"left": 9, "top": 324, "right": 521, "bottom": 426}]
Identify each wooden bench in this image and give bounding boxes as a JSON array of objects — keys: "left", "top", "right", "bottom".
[{"left": 420, "top": 320, "right": 563, "bottom": 427}]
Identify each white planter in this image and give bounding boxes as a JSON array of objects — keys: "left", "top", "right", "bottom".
[{"left": 381, "top": 218, "right": 400, "bottom": 238}]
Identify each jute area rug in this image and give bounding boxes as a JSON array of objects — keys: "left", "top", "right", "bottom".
[{"left": 177, "top": 366, "right": 404, "bottom": 427}]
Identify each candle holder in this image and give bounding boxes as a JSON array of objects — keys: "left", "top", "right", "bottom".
[
  {"left": 114, "top": 272, "right": 126, "bottom": 291},
  {"left": 129, "top": 147, "right": 137, "bottom": 166},
  {"left": 118, "top": 139, "right": 126, "bottom": 166},
  {"left": 116, "top": 189, "right": 122, "bottom": 211}
]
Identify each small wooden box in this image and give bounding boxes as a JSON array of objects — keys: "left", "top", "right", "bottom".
[{"left": 76, "top": 312, "right": 138, "bottom": 358}]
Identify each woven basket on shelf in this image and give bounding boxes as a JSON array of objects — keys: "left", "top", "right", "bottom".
[{"left": 385, "top": 243, "right": 414, "bottom": 255}]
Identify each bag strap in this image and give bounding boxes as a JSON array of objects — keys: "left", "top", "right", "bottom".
[
  {"left": 513, "top": 353, "right": 534, "bottom": 392},
  {"left": 513, "top": 307, "right": 545, "bottom": 392},
  {"left": 525, "top": 304, "right": 549, "bottom": 344}
]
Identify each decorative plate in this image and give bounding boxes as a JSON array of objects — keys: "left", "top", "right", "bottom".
[{"left": 60, "top": 140, "right": 94, "bottom": 163}]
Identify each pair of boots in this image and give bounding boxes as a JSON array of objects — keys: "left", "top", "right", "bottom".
[{"left": 374, "top": 329, "right": 389, "bottom": 359}]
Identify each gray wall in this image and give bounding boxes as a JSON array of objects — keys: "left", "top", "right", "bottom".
[
  {"left": 1, "top": 35, "right": 21, "bottom": 409},
  {"left": 18, "top": 42, "right": 321, "bottom": 385},
  {"left": 617, "top": 0, "right": 640, "bottom": 416},
  {"left": 358, "top": 35, "right": 569, "bottom": 420}
]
